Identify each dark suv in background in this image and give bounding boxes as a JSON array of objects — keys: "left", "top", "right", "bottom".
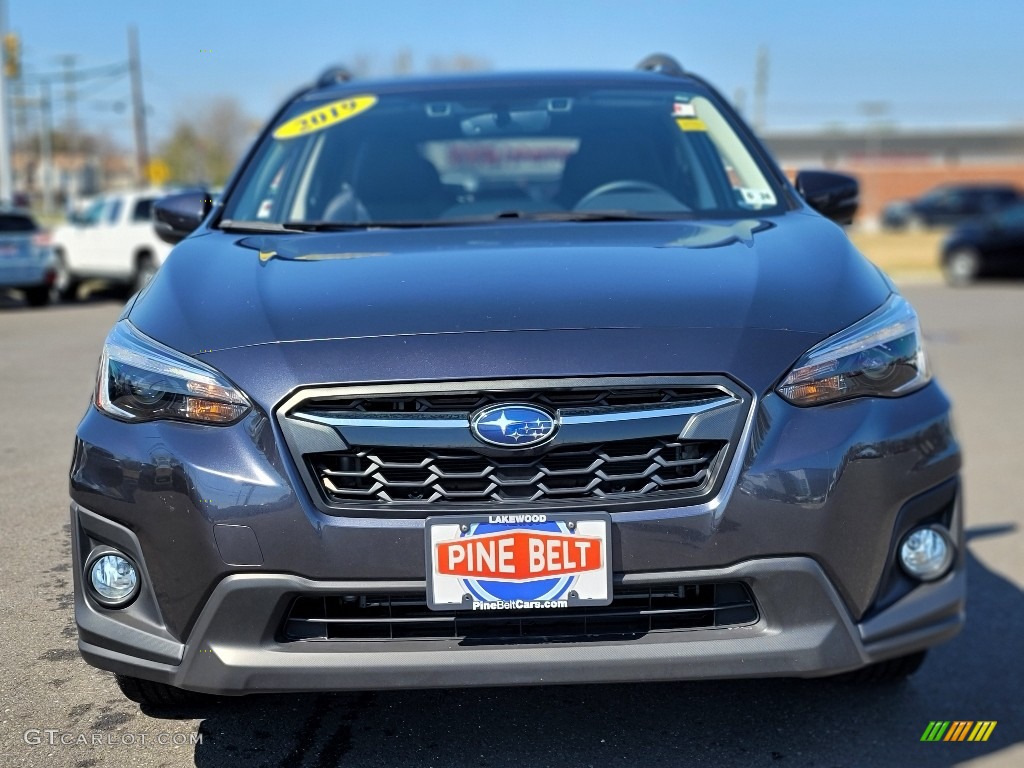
[
  {"left": 882, "top": 183, "right": 1020, "bottom": 230},
  {"left": 70, "top": 54, "right": 963, "bottom": 706},
  {"left": 941, "top": 200, "right": 1024, "bottom": 285}
]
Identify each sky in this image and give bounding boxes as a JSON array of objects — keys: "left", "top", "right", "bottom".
[{"left": 6, "top": 0, "right": 1024, "bottom": 151}]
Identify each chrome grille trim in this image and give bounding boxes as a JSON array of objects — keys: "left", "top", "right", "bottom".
[{"left": 275, "top": 376, "right": 753, "bottom": 518}]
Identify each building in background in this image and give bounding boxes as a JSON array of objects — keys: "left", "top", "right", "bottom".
[{"left": 763, "top": 127, "right": 1024, "bottom": 225}]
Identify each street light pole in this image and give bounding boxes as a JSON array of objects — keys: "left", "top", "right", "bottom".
[{"left": 858, "top": 101, "right": 891, "bottom": 231}]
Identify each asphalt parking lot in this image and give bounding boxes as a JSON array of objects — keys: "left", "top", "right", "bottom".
[{"left": 0, "top": 283, "right": 1021, "bottom": 768}]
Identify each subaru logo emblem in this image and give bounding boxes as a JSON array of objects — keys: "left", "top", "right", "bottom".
[{"left": 470, "top": 404, "right": 558, "bottom": 448}]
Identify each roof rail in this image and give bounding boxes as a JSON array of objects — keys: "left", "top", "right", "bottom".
[
  {"left": 316, "top": 66, "right": 355, "bottom": 88},
  {"left": 636, "top": 53, "right": 685, "bottom": 78}
]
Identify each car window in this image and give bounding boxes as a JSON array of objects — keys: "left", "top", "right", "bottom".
[
  {"left": 132, "top": 198, "right": 154, "bottom": 222},
  {"left": 918, "top": 189, "right": 948, "bottom": 206},
  {"left": 106, "top": 198, "right": 123, "bottom": 225},
  {"left": 942, "top": 192, "right": 965, "bottom": 210},
  {"left": 978, "top": 189, "right": 1018, "bottom": 209},
  {"left": 0, "top": 213, "right": 38, "bottom": 232},
  {"left": 995, "top": 205, "right": 1024, "bottom": 229},
  {"left": 223, "top": 84, "right": 783, "bottom": 225},
  {"left": 74, "top": 199, "right": 106, "bottom": 227}
]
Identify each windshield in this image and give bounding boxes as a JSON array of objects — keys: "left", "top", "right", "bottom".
[
  {"left": 0, "top": 213, "right": 37, "bottom": 232},
  {"left": 221, "top": 82, "right": 785, "bottom": 227}
]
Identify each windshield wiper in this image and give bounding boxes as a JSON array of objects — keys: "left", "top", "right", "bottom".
[
  {"left": 218, "top": 220, "right": 306, "bottom": 234},
  {"left": 500, "top": 210, "right": 687, "bottom": 223},
  {"left": 282, "top": 220, "right": 475, "bottom": 231},
  {"left": 221, "top": 212, "right": 684, "bottom": 234},
  {"left": 283, "top": 212, "right": 686, "bottom": 229}
]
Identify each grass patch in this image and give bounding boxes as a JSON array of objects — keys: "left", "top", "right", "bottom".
[{"left": 848, "top": 230, "right": 945, "bottom": 277}]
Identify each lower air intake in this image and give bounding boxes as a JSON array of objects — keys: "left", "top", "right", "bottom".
[{"left": 282, "top": 582, "right": 758, "bottom": 643}]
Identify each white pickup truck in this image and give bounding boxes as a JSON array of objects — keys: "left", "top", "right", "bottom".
[{"left": 53, "top": 189, "right": 173, "bottom": 300}]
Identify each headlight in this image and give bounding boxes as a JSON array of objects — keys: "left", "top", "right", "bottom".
[
  {"left": 777, "top": 294, "right": 930, "bottom": 405},
  {"left": 94, "top": 321, "right": 251, "bottom": 424}
]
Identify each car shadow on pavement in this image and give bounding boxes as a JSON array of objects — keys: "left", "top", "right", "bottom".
[
  {"left": 139, "top": 525, "right": 1021, "bottom": 768},
  {"left": 0, "top": 285, "right": 128, "bottom": 312}
]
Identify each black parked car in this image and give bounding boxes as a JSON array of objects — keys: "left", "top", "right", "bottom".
[
  {"left": 941, "top": 201, "right": 1024, "bottom": 284},
  {"left": 70, "top": 55, "right": 963, "bottom": 706},
  {"left": 882, "top": 183, "right": 1020, "bottom": 230}
]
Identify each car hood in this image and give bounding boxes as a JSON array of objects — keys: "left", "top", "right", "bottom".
[{"left": 130, "top": 212, "right": 889, "bottom": 357}]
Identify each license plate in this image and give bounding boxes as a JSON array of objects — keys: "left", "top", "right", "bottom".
[{"left": 425, "top": 512, "right": 612, "bottom": 611}]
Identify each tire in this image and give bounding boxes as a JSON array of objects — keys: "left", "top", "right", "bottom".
[
  {"left": 53, "top": 252, "right": 80, "bottom": 302},
  {"left": 115, "top": 674, "right": 213, "bottom": 708},
  {"left": 23, "top": 286, "right": 51, "bottom": 307},
  {"left": 833, "top": 650, "right": 928, "bottom": 683},
  {"left": 132, "top": 253, "right": 158, "bottom": 294},
  {"left": 944, "top": 248, "right": 981, "bottom": 286}
]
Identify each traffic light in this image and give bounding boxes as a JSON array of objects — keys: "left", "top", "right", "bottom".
[{"left": 3, "top": 33, "right": 20, "bottom": 80}]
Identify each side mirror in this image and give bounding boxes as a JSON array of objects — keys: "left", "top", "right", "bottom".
[
  {"left": 795, "top": 170, "right": 859, "bottom": 225},
  {"left": 153, "top": 191, "right": 213, "bottom": 245}
]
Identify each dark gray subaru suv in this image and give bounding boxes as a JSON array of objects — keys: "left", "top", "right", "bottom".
[{"left": 70, "top": 55, "right": 963, "bottom": 706}]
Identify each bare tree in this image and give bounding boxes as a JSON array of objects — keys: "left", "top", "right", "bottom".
[
  {"left": 427, "top": 54, "right": 490, "bottom": 73},
  {"left": 156, "top": 96, "right": 256, "bottom": 186}
]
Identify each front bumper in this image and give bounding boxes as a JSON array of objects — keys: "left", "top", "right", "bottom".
[
  {"left": 0, "top": 259, "right": 54, "bottom": 288},
  {"left": 73, "top": 515, "right": 964, "bottom": 692}
]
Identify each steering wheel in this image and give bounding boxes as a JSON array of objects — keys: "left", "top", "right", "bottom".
[{"left": 574, "top": 179, "right": 672, "bottom": 209}]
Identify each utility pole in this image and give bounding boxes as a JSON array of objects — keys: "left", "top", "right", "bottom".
[
  {"left": 39, "top": 78, "right": 53, "bottom": 214},
  {"left": 0, "top": 0, "right": 13, "bottom": 205},
  {"left": 11, "top": 88, "right": 35, "bottom": 195},
  {"left": 128, "top": 26, "right": 148, "bottom": 186},
  {"left": 733, "top": 87, "right": 747, "bottom": 119},
  {"left": 59, "top": 54, "right": 78, "bottom": 198},
  {"left": 753, "top": 46, "right": 769, "bottom": 134}
]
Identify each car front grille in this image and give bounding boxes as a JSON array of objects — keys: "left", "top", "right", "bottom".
[
  {"left": 310, "top": 437, "right": 725, "bottom": 504},
  {"left": 281, "top": 582, "right": 758, "bottom": 642},
  {"left": 276, "top": 376, "right": 751, "bottom": 517}
]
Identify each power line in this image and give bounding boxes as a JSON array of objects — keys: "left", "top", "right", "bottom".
[{"left": 18, "top": 60, "right": 128, "bottom": 84}]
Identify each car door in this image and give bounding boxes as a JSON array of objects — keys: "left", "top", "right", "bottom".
[
  {"left": 63, "top": 197, "right": 112, "bottom": 275},
  {"left": 985, "top": 205, "right": 1024, "bottom": 274},
  {"left": 930, "top": 190, "right": 968, "bottom": 226},
  {"left": 123, "top": 196, "right": 165, "bottom": 263},
  {"left": 91, "top": 196, "right": 129, "bottom": 278}
]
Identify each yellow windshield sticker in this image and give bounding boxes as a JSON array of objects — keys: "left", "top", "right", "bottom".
[
  {"left": 273, "top": 95, "right": 378, "bottom": 140},
  {"left": 676, "top": 118, "right": 708, "bottom": 132}
]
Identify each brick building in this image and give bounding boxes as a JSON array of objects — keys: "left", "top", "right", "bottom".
[{"left": 762, "top": 127, "right": 1024, "bottom": 224}]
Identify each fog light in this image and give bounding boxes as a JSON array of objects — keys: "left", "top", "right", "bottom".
[
  {"left": 899, "top": 526, "right": 954, "bottom": 581},
  {"left": 88, "top": 553, "right": 140, "bottom": 607}
]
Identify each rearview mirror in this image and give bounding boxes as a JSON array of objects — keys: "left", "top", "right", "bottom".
[
  {"left": 795, "top": 171, "right": 858, "bottom": 225},
  {"left": 153, "top": 191, "right": 213, "bottom": 245}
]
